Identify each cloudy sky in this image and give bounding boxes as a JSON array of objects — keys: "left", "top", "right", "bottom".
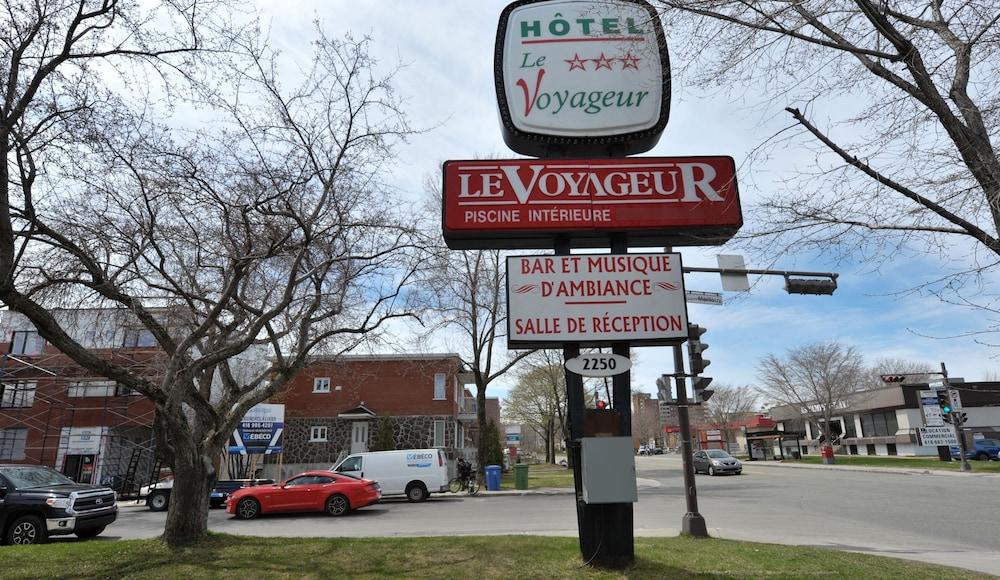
[{"left": 260, "top": 1, "right": 999, "bottom": 400}]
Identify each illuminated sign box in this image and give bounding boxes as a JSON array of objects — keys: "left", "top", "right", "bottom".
[
  {"left": 442, "top": 156, "right": 742, "bottom": 249},
  {"left": 495, "top": 0, "right": 670, "bottom": 157},
  {"left": 506, "top": 253, "right": 689, "bottom": 348}
]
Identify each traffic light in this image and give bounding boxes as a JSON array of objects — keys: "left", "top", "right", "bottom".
[
  {"left": 936, "top": 391, "right": 952, "bottom": 414},
  {"left": 880, "top": 374, "right": 906, "bottom": 383},
  {"left": 596, "top": 400, "right": 607, "bottom": 410},
  {"left": 655, "top": 375, "right": 673, "bottom": 403},
  {"left": 693, "top": 376, "right": 714, "bottom": 402},
  {"left": 954, "top": 411, "right": 968, "bottom": 425},
  {"left": 687, "top": 324, "right": 710, "bottom": 375},
  {"left": 784, "top": 276, "right": 837, "bottom": 295}
]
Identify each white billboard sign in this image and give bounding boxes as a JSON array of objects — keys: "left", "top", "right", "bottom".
[
  {"left": 919, "top": 390, "right": 943, "bottom": 427},
  {"left": 917, "top": 425, "right": 959, "bottom": 447},
  {"left": 507, "top": 253, "right": 688, "bottom": 347}
]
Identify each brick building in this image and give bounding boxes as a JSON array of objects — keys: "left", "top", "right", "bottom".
[
  {"left": 0, "top": 310, "right": 162, "bottom": 490},
  {"left": 266, "top": 354, "right": 486, "bottom": 478}
]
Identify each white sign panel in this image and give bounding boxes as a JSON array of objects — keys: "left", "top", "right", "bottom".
[
  {"left": 507, "top": 253, "right": 688, "bottom": 347},
  {"left": 919, "top": 390, "right": 943, "bottom": 427},
  {"left": 948, "top": 388, "right": 963, "bottom": 410},
  {"left": 565, "top": 353, "right": 632, "bottom": 377},
  {"left": 500, "top": 0, "right": 666, "bottom": 138},
  {"left": 918, "top": 425, "right": 959, "bottom": 447},
  {"left": 685, "top": 290, "right": 723, "bottom": 306}
]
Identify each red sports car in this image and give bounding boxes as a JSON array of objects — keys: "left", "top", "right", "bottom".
[{"left": 226, "top": 470, "right": 381, "bottom": 519}]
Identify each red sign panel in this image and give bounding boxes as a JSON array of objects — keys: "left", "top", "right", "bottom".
[{"left": 442, "top": 157, "right": 741, "bottom": 249}]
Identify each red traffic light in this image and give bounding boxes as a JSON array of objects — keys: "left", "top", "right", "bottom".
[{"left": 596, "top": 400, "right": 607, "bottom": 410}]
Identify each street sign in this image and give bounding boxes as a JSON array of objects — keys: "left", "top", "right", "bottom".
[
  {"left": 685, "top": 290, "right": 724, "bottom": 306},
  {"left": 717, "top": 254, "right": 750, "bottom": 291},
  {"left": 565, "top": 353, "right": 632, "bottom": 377},
  {"left": 495, "top": 0, "right": 670, "bottom": 157},
  {"left": 442, "top": 157, "right": 742, "bottom": 249},
  {"left": 917, "top": 425, "right": 959, "bottom": 447},
  {"left": 919, "top": 390, "right": 944, "bottom": 427},
  {"left": 506, "top": 253, "right": 689, "bottom": 347},
  {"left": 948, "top": 388, "right": 963, "bottom": 410},
  {"left": 928, "top": 379, "right": 944, "bottom": 389}
]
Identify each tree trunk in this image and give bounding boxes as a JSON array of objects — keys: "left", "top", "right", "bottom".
[
  {"left": 162, "top": 443, "right": 216, "bottom": 547},
  {"left": 476, "top": 376, "right": 487, "bottom": 469}
]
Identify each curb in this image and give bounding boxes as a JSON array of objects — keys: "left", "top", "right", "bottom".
[
  {"left": 474, "top": 477, "right": 660, "bottom": 496},
  {"left": 744, "top": 460, "right": 1000, "bottom": 478}
]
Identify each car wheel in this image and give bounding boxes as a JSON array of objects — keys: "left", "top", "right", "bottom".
[
  {"left": 708, "top": 466, "right": 716, "bottom": 476},
  {"left": 235, "top": 497, "right": 261, "bottom": 520},
  {"left": 406, "top": 483, "right": 428, "bottom": 502},
  {"left": 975, "top": 452, "right": 989, "bottom": 461},
  {"left": 147, "top": 490, "right": 170, "bottom": 512},
  {"left": 735, "top": 470, "right": 742, "bottom": 476},
  {"left": 6, "top": 515, "right": 46, "bottom": 545},
  {"left": 74, "top": 526, "right": 105, "bottom": 539},
  {"left": 326, "top": 494, "right": 350, "bottom": 516}
]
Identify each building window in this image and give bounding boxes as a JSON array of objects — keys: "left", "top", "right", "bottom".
[
  {"left": 313, "top": 378, "right": 331, "bottom": 393},
  {"left": 0, "top": 382, "right": 36, "bottom": 408},
  {"left": 310, "top": 426, "right": 328, "bottom": 442},
  {"left": 68, "top": 380, "right": 117, "bottom": 397},
  {"left": 122, "top": 329, "right": 156, "bottom": 348},
  {"left": 433, "top": 420, "right": 446, "bottom": 447},
  {"left": 866, "top": 444, "right": 877, "bottom": 455},
  {"left": 0, "top": 428, "right": 28, "bottom": 460},
  {"left": 433, "top": 373, "right": 447, "bottom": 400},
  {"left": 860, "top": 411, "right": 899, "bottom": 437},
  {"left": 10, "top": 331, "right": 43, "bottom": 355},
  {"left": 887, "top": 443, "right": 897, "bottom": 456}
]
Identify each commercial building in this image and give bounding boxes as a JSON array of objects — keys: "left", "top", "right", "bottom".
[{"left": 768, "top": 382, "right": 1000, "bottom": 457}]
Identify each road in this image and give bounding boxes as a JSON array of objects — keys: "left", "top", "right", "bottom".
[{"left": 93, "top": 455, "right": 1000, "bottom": 574}]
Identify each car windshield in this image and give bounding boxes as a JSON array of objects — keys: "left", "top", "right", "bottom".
[
  {"left": 706, "top": 450, "right": 732, "bottom": 459},
  {"left": 979, "top": 440, "right": 998, "bottom": 446},
  {"left": 0, "top": 466, "right": 75, "bottom": 489}
]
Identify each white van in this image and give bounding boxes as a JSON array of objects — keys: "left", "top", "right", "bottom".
[{"left": 331, "top": 449, "right": 449, "bottom": 502}]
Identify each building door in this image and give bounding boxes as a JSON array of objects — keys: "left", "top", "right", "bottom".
[
  {"left": 63, "top": 454, "right": 95, "bottom": 484},
  {"left": 351, "top": 422, "right": 369, "bottom": 454}
]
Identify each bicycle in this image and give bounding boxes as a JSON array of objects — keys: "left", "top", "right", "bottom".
[{"left": 448, "top": 471, "right": 481, "bottom": 495}]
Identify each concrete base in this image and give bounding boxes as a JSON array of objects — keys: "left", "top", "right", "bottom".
[{"left": 682, "top": 512, "right": 709, "bottom": 537}]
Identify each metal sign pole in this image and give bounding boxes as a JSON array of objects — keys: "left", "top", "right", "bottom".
[
  {"left": 673, "top": 344, "right": 708, "bottom": 536},
  {"left": 941, "top": 362, "right": 971, "bottom": 472}
]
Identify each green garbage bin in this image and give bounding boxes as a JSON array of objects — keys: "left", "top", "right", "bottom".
[{"left": 514, "top": 463, "right": 529, "bottom": 490}]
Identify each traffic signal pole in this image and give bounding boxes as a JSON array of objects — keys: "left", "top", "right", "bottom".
[
  {"left": 941, "top": 362, "right": 971, "bottom": 472},
  {"left": 673, "top": 343, "right": 708, "bottom": 537}
]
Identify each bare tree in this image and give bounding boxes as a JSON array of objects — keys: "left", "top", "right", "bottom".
[
  {"left": 757, "top": 342, "right": 868, "bottom": 461},
  {"left": 502, "top": 356, "right": 567, "bottom": 463},
  {"left": 1, "top": 3, "right": 419, "bottom": 546},
  {"left": 657, "top": 2, "right": 1000, "bottom": 343},
  {"left": 631, "top": 391, "right": 661, "bottom": 449},
  {"left": 704, "top": 384, "right": 759, "bottom": 449},
  {"left": 417, "top": 182, "right": 535, "bottom": 467}
]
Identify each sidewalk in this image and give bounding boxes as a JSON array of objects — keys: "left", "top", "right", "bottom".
[{"left": 743, "top": 458, "right": 1000, "bottom": 478}]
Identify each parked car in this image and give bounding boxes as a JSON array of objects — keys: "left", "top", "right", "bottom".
[
  {"left": 951, "top": 439, "right": 1000, "bottom": 461},
  {"left": 331, "top": 448, "right": 449, "bottom": 502},
  {"left": 0, "top": 464, "right": 117, "bottom": 545},
  {"left": 652, "top": 447, "right": 664, "bottom": 455},
  {"left": 142, "top": 476, "right": 274, "bottom": 511},
  {"left": 693, "top": 450, "right": 742, "bottom": 476},
  {"left": 226, "top": 470, "right": 380, "bottom": 519},
  {"left": 210, "top": 479, "right": 274, "bottom": 508}
]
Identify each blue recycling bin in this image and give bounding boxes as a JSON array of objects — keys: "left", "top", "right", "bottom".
[{"left": 485, "top": 465, "right": 502, "bottom": 491}]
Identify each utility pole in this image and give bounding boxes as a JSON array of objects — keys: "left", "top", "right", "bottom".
[
  {"left": 673, "top": 344, "right": 708, "bottom": 537},
  {"left": 941, "top": 362, "right": 971, "bottom": 472}
]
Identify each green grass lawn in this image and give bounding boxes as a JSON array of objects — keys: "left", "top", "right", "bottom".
[
  {"left": 499, "top": 462, "right": 575, "bottom": 489},
  {"left": 795, "top": 455, "right": 1000, "bottom": 472},
  {"left": 0, "top": 534, "right": 986, "bottom": 579}
]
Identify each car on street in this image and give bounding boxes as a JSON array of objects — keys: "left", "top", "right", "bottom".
[
  {"left": 226, "top": 470, "right": 380, "bottom": 519},
  {"left": 0, "top": 464, "right": 117, "bottom": 545},
  {"left": 693, "top": 449, "right": 742, "bottom": 476},
  {"left": 331, "top": 448, "right": 449, "bottom": 502},
  {"left": 951, "top": 439, "right": 1000, "bottom": 461}
]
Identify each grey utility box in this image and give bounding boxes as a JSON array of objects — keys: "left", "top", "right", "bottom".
[{"left": 581, "top": 436, "right": 638, "bottom": 504}]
